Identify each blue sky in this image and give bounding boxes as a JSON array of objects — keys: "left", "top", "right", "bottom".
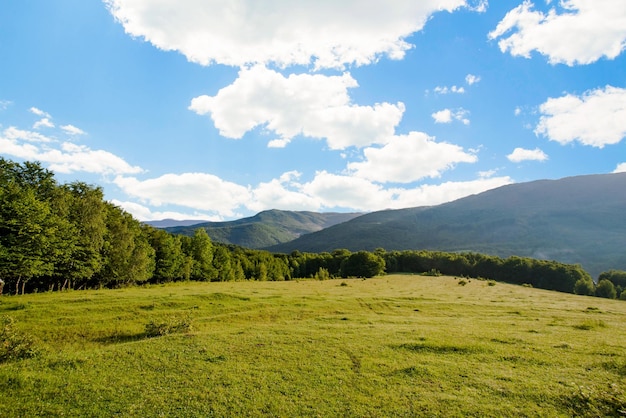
[{"left": 1, "top": 0, "right": 625, "bottom": 221}]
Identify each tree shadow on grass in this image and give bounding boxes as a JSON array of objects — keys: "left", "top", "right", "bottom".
[{"left": 93, "top": 331, "right": 146, "bottom": 345}]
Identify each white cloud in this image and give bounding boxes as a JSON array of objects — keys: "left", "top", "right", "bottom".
[
  {"left": 0, "top": 100, "right": 12, "bottom": 111},
  {"left": 348, "top": 132, "right": 477, "bottom": 183},
  {"left": 3, "top": 126, "right": 53, "bottom": 143},
  {"left": 29, "top": 107, "right": 50, "bottom": 117},
  {"left": 114, "top": 173, "right": 252, "bottom": 218},
  {"left": 489, "top": 0, "right": 626, "bottom": 65},
  {"left": 506, "top": 147, "right": 548, "bottom": 162},
  {"left": 432, "top": 108, "right": 470, "bottom": 125},
  {"left": 189, "top": 66, "right": 404, "bottom": 150},
  {"left": 301, "top": 171, "right": 512, "bottom": 211},
  {"left": 614, "top": 163, "right": 626, "bottom": 173},
  {"left": 33, "top": 118, "right": 55, "bottom": 130},
  {"left": 535, "top": 86, "right": 626, "bottom": 148},
  {"left": 465, "top": 74, "right": 481, "bottom": 85},
  {"left": 434, "top": 85, "right": 465, "bottom": 95},
  {"left": 248, "top": 171, "right": 321, "bottom": 213},
  {"left": 514, "top": 107, "right": 522, "bottom": 116},
  {"left": 105, "top": 0, "right": 473, "bottom": 69},
  {"left": 111, "top": 200, "right": 217, "bottom": 222},
  {"left": 1, "top": 127, "right": 142, "bottom": 175},
  {"left": 61, "top": 124, "right": 87, "bottom": 136},
  {"left": 390, "top": 176, "right": 513, "bottom": 209}
]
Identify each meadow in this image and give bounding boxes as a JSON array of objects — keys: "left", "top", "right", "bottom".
[{"left": 0, "top": 274, "right": 625, "bottom": 417}]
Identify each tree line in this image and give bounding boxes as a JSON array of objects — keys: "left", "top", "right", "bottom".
[{"left": 1, "top": 158, "right": 624, "bottom": 299}]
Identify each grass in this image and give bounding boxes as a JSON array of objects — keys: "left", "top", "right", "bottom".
[{"left": 0, "top": 274, "right": 625, "bottom": 417}]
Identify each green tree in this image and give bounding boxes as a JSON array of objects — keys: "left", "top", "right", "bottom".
[
  {"left": 340, "top": 251, "right": 385, "bottom": 278},
  {"left": 595, "top": 279, "right": 617, "bottom": 299},
  {"left": 189, "top": 228, "right": 217, "bottom": 281},
  {"left": 100, "top": 204, "right": 155, "bottom": 287},
  {"left": 573, "top": 277, "right": 595, "bottom": 296},
  {"left": 53, "top": 182, "right": 107, "bottom": 290},
  {"left": 0, "top": 184, "right": 54, "bottom": 294},
  {"left": 149, "top": 229, "right": 185, "bottom": 283}
]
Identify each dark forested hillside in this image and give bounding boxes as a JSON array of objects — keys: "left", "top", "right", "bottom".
[
  {"left": 267, "top": 173, "right": 626, "bottom": 277},
  {"left": 163, "top": 209, "right": 362, "bottom": 248}
]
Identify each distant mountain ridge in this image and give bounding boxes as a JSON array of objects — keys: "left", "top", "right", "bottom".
[
  {"left": 266, "top": 173, "right": 626, "bottom": 277},
  {"left": 162, "top": 209, "right": 362, "bottom": 249},
  {"left": 146, "top": 219, "right": 208, "bottom": 228}
]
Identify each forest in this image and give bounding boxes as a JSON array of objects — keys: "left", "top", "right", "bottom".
[{"left": 1, "top": 158, "right": 624, "bottom": 299}]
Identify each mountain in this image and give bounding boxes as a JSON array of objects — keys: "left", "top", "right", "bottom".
[
  {"left": 164, "top": 209, "right": 362, "bottom": 249},
  {"left": 146, "top": 219, "right": 208, "bottom": 228},
  {"left": 266, "top": 173, "right": 626, "bottom": 277}
]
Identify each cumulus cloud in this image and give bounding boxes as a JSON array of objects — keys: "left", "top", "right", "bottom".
[
  {"left": 3, "top": 126, "right": 53, "bottom": 143},
  {"left": 29, "top": 107, "right": 50, "bottom": 117},
  {"left": 114, "top": 173, "right": 252, "bottom": 218},
  {"left": 489, "top": 0, "right": 626, "bottom": 65},
  {"left": 105, "top": 0, "right": 475, "bottom": 69},
  {"left": 465, "top": 74, "right": 481, "bottom": 85},
  {"left": 348, "top": 132, "right": 477, "bottom": 183},
  {"left": 111, "top": 200, "right": 217, "bottom": 222},
  {"left": 614, "top": 163, "right": 626, "bottom": 173},
  {"left": 189, "top": 66, "right": 404, "bottom": 150},
  {"left": 33, "top": 118, "right": 55, "bottom": 130},
  {"left": 61, "top": 124, "right": 87, "bottom": 136},
  {"left": 301, "top": 171, "right": 512, "bottom": 211},
  {"left": 113, "top": 166, "right": 511, "bottom": 220},
  {"left": 434, "top": 85, "right": 465, "bottom": 95},
  {"left": 1, "top": 126, "right": 142, "bottom": 175},
  {"left": 535, "top": 86, "right": 626, "bottom": 148},
  {"left": 248, "top": 171, "right": 321, "bottom": 213},
  {"left": 432, "top": 108, "right": 470, "bottom": 125},
  {"left": 431, "top": 74, "right": 480, "bottom": 95},
  {"left": 506, "top": 147, "right": 548, "bottom": 163}
]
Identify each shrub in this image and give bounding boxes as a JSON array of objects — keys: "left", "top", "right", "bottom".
[
  {"left": 314, "top": 267, "right": 331, "bottom": 281},
  {"left": 0, "top": 316, "right": 39, "bottom": 362},
  {"left": 595, "top": 279, "right": 617, "bottom": 299},
  {"left": 145, "top": 313, "right": 193, "bottom": 337},
  {"left": 458, "top": 279, "right": 468, "bottom": 286},
  {"left": 574, "top": 278, "right": 595, "bottom": 296}
]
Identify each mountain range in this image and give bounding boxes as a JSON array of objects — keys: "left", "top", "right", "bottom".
[
  {"left": 159, "top": 173, "right": 626, "bottom": 277},
  {"left": 162, "top": 210, "right": 362, "bottom": 249},
  {"left": 267, "top": 173, "right": 626, "bottom": 277}
]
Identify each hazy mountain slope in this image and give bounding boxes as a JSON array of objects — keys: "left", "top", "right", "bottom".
[
  {"left": 146, "top": 219, "right": 208, "bottom": 228},
  {"left": 266, "top": 173, "right": 626, "bottom": 277},
  {"left": 164, "top": 209, "right": 362, "bottom": 249}
]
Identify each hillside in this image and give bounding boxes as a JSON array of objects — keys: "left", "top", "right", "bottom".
[
  {"left": 267, "top": 173, "right": 626, "bottom": 277},
  {"left": 164, "top": 209, "right": 362, "bottom": 249}
]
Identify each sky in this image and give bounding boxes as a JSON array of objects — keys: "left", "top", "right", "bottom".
[{"left": 1, "top": 0, "right": 626, "bottom": 222}]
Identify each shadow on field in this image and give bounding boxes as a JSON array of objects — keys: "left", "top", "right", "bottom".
[{"left": 93, "top": 331, "right": 146, "bottom": 345}]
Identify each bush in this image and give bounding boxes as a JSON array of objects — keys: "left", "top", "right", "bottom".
[
  {"left": 0, "top": 316, "right": 39, "bottom": 362},
  {"left": 574, "top": 278, "right": 595, "bottom": 296},
  {"left": 595, "top": 279, "right": 617, "bottom": 299},
  {"left": 145, "top": 314, "right": 193, "bottom": 337}
]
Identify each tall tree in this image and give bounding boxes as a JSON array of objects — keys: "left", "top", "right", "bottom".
[{"left": 189, "top": 228, "right": 217, "bottom": 281}]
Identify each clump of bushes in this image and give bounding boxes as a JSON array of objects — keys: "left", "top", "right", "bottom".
[
  {"left": 0, "top": 316, "right": 39, "bottom": 362},
  {"left": 145, "top": 313, "right": 193, "bottom": 337}
]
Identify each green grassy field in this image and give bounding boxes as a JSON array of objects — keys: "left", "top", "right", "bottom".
[{"left": 1, "top": 275, "right": 625, "bottom": 417}]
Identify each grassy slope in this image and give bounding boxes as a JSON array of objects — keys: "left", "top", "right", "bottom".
[{"left": 1, "top": 276, "right": 625, "bottom": 417}]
